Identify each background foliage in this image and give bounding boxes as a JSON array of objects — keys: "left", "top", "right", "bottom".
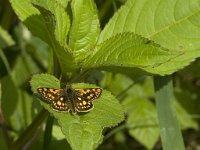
[{"left": 0, "top": 0, "right": 200, "bottom": 150}]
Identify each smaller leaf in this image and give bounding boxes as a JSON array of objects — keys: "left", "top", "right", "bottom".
[
  {"left": 0, "top": 26, "right": 15, "bottom": 48},
  {"left": 11, "top": 0, "right": 49, "bottom": 43},
  {"left": 83, "top": 32, "right": 182, "bottom": 75},
  {"left": 67, "top": 121, "right": 102, "bottom": 150},
  {"left": 32, "top": 0, "right": 70, "bottom": 47},
  {"left": 52, "top": 125, "right": 65, "bottom": 140},
  {"left": 0, "top": 48, "right": 11, "bottom": 73},
  {"left": 12, "top": 55, "right": 40, "bottom": 87},
  {"left": 175, "top": 89, "right": 199, "bottom": 130},
  {"left": 69, "top": 0, "right": 100, "bottom": 62},
  {"left": 32, "top": 0, "right": 77, "bottom": 73},
  {"left": 123, "top": 96, "right": 159, "bottom": 150},
  {"left": 31, "top": 74, "right": 60, "bottom": 91},
  {"left": 175, "top": 100, "right": 198, "bottom": 130},
  {"left": 1, "top": 75, "right": 18, "bottom": 124}
]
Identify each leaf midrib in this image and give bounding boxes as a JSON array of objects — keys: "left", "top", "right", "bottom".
[{"left": 148, "top": 9, "right": 200, "bottom": 38}]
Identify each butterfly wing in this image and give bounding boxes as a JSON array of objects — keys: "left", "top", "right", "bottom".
[
  {"left": 51, "top": 97, "right": 70, "bottom": 112},
  {"left": 74, "top": 88, "right": 102, "bottom": 100},
  {"left": 73, "top": 88, "right": 102, "bottom": 112},
  {"left": 37, "top": 87, "right": 63, "bottom": 102},
  {"left": 36, "top": 87, "right": 70, "bottom": 112}
]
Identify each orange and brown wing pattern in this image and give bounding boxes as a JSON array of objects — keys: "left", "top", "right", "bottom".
[
  {"left": 37, "top": 88, "right": 64, "bottom": 102},
  {"left": 37, "top": 87, "right": 70, "bottom": 112},
  {"left": 74, "top": 88, "right": 102, "bottom": 112},
  {"left": 75, "top": 88, "right": 102, "bottom": 101},
  {"left": 36, "top": 87, "right": 102, "bottom": 112}
]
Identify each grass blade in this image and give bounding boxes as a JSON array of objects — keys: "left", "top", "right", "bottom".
[{"left": 154, "top": 76, "right": 184, "bottom": 150}]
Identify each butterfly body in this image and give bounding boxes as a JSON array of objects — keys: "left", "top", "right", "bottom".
[{"left": 36, "top": 85, "right": 102, "bottom": 112}]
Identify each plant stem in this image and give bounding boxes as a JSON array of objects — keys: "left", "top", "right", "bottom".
[
  {"left": 0, "top": 111, "right": 12, "bottom": 148},
  {"left": 43, "top": 115, "right": 54, "bottom": 150},
  {"left": 0, "top": 48, "right": 11, "bottom": 74},
  {"left": 116, "top": 82, "right": 135, "bottom": 100},
  {"left": 103, "top": 124, "right": 127, "bottom": 142},
  {"left": 99, "top": 0, "right": 112, "bottom": 20},
  {"left": 154, "top": 76, "right": 185, "bottom": 150},
  {"left": 10, "top": 109, "right": 48, "bottom": 150},
  {"left": 0, "top": 0, "right": 14, "bottom": 30},
  {"left": 111, "top": 0, "right": 117, "bottom": 11},
  {"left": 42, "top": 47, "right": 59, "bottom": 150}
]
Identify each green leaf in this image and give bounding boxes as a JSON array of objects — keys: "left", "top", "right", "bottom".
[
  {"left": 174, "top": 89, "right": 199, "bottom": 130},
  {"left": 0, "top": 26, "right": 15, "bottom": 48},
  {"left": 175, "top": 101, "right": 198, "bottom": 130},
  {"left": 154, "top": 76, "right": 185, "bottom": 150},
  {"left": 30, "top": 74, "right": 124, "bottom": 150},
  {"left": 11, "top": 0, "right": 48, "bottom": 43},
  {"left": 123, "top": 96, "right": 159, "bottom": 150},
  {"left": 69, "top": 0, "right": 100, "bottom": 62},
  {"left": 99, "top": 0, "right": 200, "bottom": 75},
  {"left": 0, "top": 130, "right": 7, "bottom": 150},
  {"left": 1, "top": 75, "right": 18, "bottom": 124},
  {"left": 52, "top": 125, "right": 65, "bottom": 140},
  {"left": 11, "top": 55, "right": 40, "bottom": 87},
  {"left": 56, "top": 0, "right": 70, "bottom": 8},
  {"left": 31, "top": 0, "right": 77, "bottom": 73},
  {"left": 9, "top": 90, "right": 34, "bottom": 132},
  {"left": 11, "top": 0, "right": 76, "bottom": 73},
  {"left": 83, "top": 32, "right": 182, "bottom": 75},
  {"left": 31, "top": 0, "right": 70, "bottom": 47},
  {"left": 26, "top": 35, "right": 49, "bottom": 70},
  {"left": 10, "top": 0, "right": 69, "bottom": 46},
  {"left": 48, "top": 127, "right": 71, "bottom": 150},
  {"left": 1, "top": 54, "right": 39, "bottom": 131},
  {"left": 0, "top": 48, "right": 11, "bottom": 73}
]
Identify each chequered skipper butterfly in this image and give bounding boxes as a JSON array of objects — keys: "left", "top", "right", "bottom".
[{"left": 36, "top": 85, "right": 102, "bottom": 112}]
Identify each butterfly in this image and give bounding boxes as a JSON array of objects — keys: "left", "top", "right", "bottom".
[{"left": 36, "top": 85, "right": 102, "bottom": 112}]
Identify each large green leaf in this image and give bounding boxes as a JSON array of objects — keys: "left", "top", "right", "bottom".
[
  {"left": 98, "top": 0, "right": 200, "bottom": 75},
  {"left": 69, "top": 0, "right": 100, "bottom": 62},
  {"left": 30, "top": 74, "right": 124, "bottom": 150},
  {"left": 83, "top": 32, "right": 182, "bottom": 75}
]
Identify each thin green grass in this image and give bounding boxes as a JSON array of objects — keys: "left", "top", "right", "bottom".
[{"left": 154, "top": 76, "right": 184, "bottom": 150}]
